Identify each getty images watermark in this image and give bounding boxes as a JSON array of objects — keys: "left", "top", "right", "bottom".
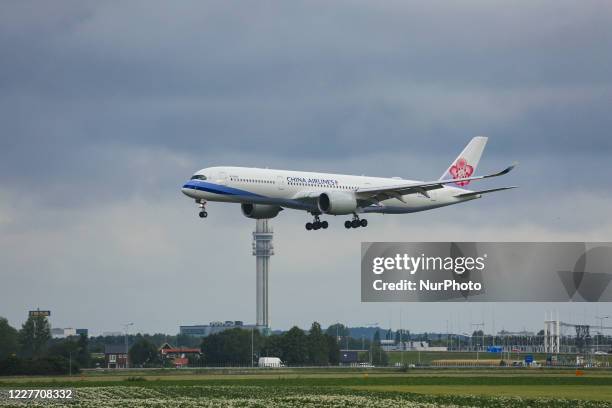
[{"left": 361, "top": 242, "right": 612, "bottom": 302}]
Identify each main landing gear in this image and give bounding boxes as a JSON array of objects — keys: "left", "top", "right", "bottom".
[
  {"left": 197, "top": 199, "right": 208, "bottom": 218},
  {"left": 305, "top": 215, "right": 328, "bottom": 231},
  {"left": 345, "top": 214, "right": 368, "bottom": 229}
]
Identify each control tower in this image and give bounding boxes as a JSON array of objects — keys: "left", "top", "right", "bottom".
[{"left": 252, "top": 219, "right": 274, "bottom": 328}]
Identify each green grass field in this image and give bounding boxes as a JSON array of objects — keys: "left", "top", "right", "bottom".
[
  {"left": 1, "top": 368, "right": 612, "bottom": 407},
  {"left": 384, "top": 350, "right": 611, "bottom": 366}
]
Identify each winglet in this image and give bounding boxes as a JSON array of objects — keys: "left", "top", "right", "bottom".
[{"left": 491, "top": 162, "right": 517, "bottom": 177}]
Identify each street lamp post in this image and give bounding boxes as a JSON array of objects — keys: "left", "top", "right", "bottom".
[{"left": 123, "top": 323, "right": 134, "bottom": 369}]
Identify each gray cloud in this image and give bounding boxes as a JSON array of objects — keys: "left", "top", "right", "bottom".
[{"left": 1, "top": 0, "right": 611, "bottom": 333}]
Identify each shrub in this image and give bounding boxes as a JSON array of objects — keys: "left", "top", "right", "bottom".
[{"left": 0, "top": 355, "right": 77, "bottom": 376}]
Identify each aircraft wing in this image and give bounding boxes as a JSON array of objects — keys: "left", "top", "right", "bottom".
[
  {"left": 291, "top": 190, "right": 321, "bottom": 201},
  {"left": 455, "top": 186, "right": 517, "bottom": 198},
  {"left": 286, "top": 190, "right": 322, "bottom": 209},
  {"left": 356, "top": 163, "right": 516, "bottom": 202}
]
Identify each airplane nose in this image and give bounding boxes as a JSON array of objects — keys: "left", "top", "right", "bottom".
[{"left": 181, "top": 185, "right": 194, "bottom": 197}]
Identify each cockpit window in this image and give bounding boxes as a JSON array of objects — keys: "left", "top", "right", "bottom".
[{"left": 190, "top": 174, "right": 207, "bottom": 180}]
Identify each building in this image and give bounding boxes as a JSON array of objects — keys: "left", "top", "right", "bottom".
[
  {"left": 340, "top": 350, "right": 359, "bottom": 366},
  {"left": 51, "top": 328, "right": 64, "bottom": 338},
  {"left": 104, "top": 344, "right": 128, "bottom": 369},
  {"left": 159, "top": 343, "right": 201, "bottom": 368},
  {"left": 381, "top": 340, "right": 447, "bottom": 352},
  {"left": 51, "top": 328, "right": 77, "bottom": 339},
  {"left": 403, "top": 341, "right": 447, "bottom": 351},
  {"left": 180, "top": 321, "right": 259, "bottom": 337},
  {"left": 51, "top": 327, "right": 88, "bottom": 339},
  {"left": 76, "top": 328, "right": 89, "bottom": 337},
  {"left": 380, "top": 339, "right": 396, "bottom": 351},
  {"left": 497, "top": 330, "right": 536, "bottom": 337},
  {"left": 102, "top": 331, "right": 123, "bottom": 337}
]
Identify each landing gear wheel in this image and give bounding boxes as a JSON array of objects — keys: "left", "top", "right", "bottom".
[
  {"left": 307, "top": 214, "right": 327, "bottom": 231},
  {"left": 344, "top": 221, "right": 351, "bottom": 229},
  {"left": 351, "top": 219, "right": 360, "bottom": 228},
  {"left": 197, "top": 199, "right": 208, "bottom": 219},
  {"left": 360, "top": 219, "right": 368, "bottom": 227}
]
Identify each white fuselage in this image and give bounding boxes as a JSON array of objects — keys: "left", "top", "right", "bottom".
[{"left": 181, "top": 166, "right": 477, "bottom": 214}]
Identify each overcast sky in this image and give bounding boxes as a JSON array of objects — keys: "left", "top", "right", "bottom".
[{"left": 1, "top": 1, "right": 612, "bottom": 336}]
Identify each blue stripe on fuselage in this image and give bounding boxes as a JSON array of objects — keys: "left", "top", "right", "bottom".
[
  {"left": 182, "top": 181, "right": 265, "bottom": 198},
  {"left": 182, "top": 180, "right": 319, "bottom": 211}
]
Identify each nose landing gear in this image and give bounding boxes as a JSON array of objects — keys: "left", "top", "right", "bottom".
[
  {"left": 345, "top": 214, "right": 367, "bottom": 229},
  {"left": 305, "top": 215, "right": 328, "bottom": 231},
  {"left": 197, "top": 199, "right": 208, "bottom": 219}
]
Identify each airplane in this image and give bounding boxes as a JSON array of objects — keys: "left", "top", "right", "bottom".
[{"left": 181, "top": 136, "right": 516, "bottom": 230}]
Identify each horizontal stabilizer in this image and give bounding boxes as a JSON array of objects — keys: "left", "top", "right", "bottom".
[{"left": 455, "top": 186, "right": 517, "bottom": 198}]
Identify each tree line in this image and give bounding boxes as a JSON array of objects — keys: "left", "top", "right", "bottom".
[
  {"left": 125, "top": 322, "right": 390, "bottom": 367},
  {"left": 1, "top": 316, "right": 389, "bottom": 373},
  {"left": 0, "top": 315, "right": 88, "bottom": 375},
  {"left": 200, "top": 322, "right": 340, "bottom": 366}
]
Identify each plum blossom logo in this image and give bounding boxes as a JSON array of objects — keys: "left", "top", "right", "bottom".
[{"left": 449, "top": 158, "right": 473, "bottom": 186}]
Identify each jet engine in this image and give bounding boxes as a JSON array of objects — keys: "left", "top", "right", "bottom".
[
  {"left": 241, "top": 203, "right": 282, "bottom": 219},
  {"left": 317, "top": 191, "right": 358, "bottom": 215}
]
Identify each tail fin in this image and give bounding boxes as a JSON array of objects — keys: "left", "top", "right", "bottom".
[{"left": 439, "top": 136, "right": 488, "bottom": 187}]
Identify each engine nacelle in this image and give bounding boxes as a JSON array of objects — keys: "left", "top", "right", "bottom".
[
  {"left": 241, "top": 203, "right": 282, "bottom": 219},
  {"left": 317, "top": 191, "right": 358, "bottom": 215}
]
